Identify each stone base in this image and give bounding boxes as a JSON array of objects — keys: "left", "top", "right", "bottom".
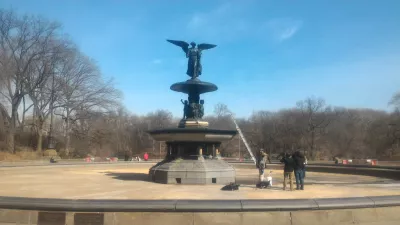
[
  {"left": 149, "top": 158, "right": 235, "bottom": 184},
  {"left": 178, "top": 119, "right": 209, "bottom": 128}
]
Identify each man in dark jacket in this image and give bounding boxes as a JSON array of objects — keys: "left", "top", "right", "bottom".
[
  {"left": 293, "top": 151, "right": 305, "bottom": 190},
  {"left": 280, "top": 152, "right": 295, "bottom": 191}
]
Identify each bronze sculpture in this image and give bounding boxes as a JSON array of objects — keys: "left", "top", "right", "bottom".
[
  {"left": 181, "top": 99, "right": 189, "bottom": 119},
  {"left": 181, "top": 99, "right": 205, "bottom": 119},
  {"left": 147, "top": 39, "right": 238, "bottom": 185},
  {"left": 167, "top": 40, "right": 216, "bottom": 79}
]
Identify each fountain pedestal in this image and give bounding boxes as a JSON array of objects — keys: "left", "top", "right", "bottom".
[{"left": 148, "top": 79, "right": 238, "bottom": 184}]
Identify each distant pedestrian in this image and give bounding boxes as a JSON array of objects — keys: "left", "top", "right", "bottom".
[
  {"left": 280, "top": 152, "right": 295, "bottom": 191},
  {"left": 293, "top": 151, "right": 306, "bottom": 190},
  {"left": 334, "top": 156, "right": 339, "bottom": 164},
  {"left": 144, "top": 152, "right": 149, "bottom": 161}
]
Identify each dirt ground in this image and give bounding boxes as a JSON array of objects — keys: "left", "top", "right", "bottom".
[{"left": 0, "top": 163, "right": 399, "bottom": 200}]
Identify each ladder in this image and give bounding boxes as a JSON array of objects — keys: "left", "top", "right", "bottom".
[{"left": 229, "top": 113, "right": 257, "bottom": 164}]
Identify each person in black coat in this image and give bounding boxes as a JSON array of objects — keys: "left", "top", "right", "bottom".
[
  {"left": 280, "top": 152, "right": 295, "bottom": 191},
  {"left": 293, "top": 151, "right": 305, "bottom": 190}
]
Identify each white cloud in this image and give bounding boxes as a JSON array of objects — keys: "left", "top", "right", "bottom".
[
  {"left": 186, "top": 3, "right": 303, "bottom": 44},
  {"left": 263, "top": 18, "right": 303, "bottom": 41},
  {"left": 152, "top": 59, "right": 162, "bottom": 64},
  {"left": 186, "top": 2, "right": 250, "bottom": 41},
  {"left": 279, "top": 26, "right": 301, "bottom": 40},
  {"left": 188, "top": 15, "right": 205, "bottom": 28}
]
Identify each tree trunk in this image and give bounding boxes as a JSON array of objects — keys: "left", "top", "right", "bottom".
[
  {"left": 36, "top": 119, "right": 44, "bottom": 153},
  {"left": 6, "top": 131, "right": 15, "bottom": 153},
  {"left": 65, "top": 134, "right": 71, "bottom": 156},
  {"left": 310, "top": 130, "right": 315, "bottom": 160},
  {"left": 9, "top": 106, "right": 19, "bottom": 153},
  {"left": 0, "top": 106, "right": 13, "bottom": 153},
  {"left": 20, "top": 96, "right": 26, "bottom": 133},
  {"left": 36, "top": 130, "right": 43, "bottom": 153},
  {"left": 64, "top": 111, "right": 71, "bottom": 156}
]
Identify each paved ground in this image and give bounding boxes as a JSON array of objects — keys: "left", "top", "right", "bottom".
[{"left": 0, "top": 163, "right": 399, "bottom": 200}]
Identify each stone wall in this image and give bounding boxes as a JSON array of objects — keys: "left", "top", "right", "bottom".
[
  {"left": 0, "top": 196, "right": 399, "bottom": 225},
  {"left": 1, "top": 207, "right": 400, "bottom": 225}
]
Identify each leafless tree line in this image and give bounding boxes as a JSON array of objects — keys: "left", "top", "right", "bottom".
[
  {"left": 0, "top": 9, "right": 120, "bottom": 155},
  {"left": 210, "top": 95, "right": 400, "bottom": 160},
  {"left": 1, "top": 9, "right": 399, "bottom": 160}
]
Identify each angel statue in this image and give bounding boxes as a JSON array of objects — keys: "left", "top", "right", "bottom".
[{"left": 167, "top": 40, "right": 217, "bottom": 79}]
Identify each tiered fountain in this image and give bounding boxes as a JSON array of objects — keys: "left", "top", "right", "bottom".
[{"left": 148, "top": 40, "right": 238, "bottom": 184}]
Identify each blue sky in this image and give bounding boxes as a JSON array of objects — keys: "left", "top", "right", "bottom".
[{"left": 1, "top": 0, "right": 399, "bottom": 118}]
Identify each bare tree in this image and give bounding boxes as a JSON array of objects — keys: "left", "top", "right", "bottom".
[
  {"left": 384, "top": 93, "right": 400, "bottom": 156},
  {"left": 213, "top": 103, "right": 230, "bottom": 117},
  {"left": 207, "top": 103, "right": 234, "bottom": 129},
  {"left": 248, "top": 111, "right": 277, "bottom": 152},
  {"left": 296, "top": 97, "right": 336, "bottom": 159},
  {"left": 146, "top": 110, "right": 173, "bottom": 129},
  {"left": 18, "top": 95, "right": 33, "bottom": 132},
  {"left": 55, "top": 49, "right": 121, "bottom": 155},
  {"left": 0, "top": 9, "right": 61, "bottom": 152},
  {"left": 389, "top": 92, "right": 400, "bottom": 110}
]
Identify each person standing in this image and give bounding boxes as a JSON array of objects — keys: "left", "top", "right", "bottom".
[
  {"left": 280, "top": 152, "right": 295, "bottom": 191},
  {"left": 293, "top": 151, "right": 305, "bottom": 190},
  {"left": 143, "top": 152, "right": 149, "bottom": 161},
  {"left": 256, "top": 149, "right": 270, "bottom": 184}
]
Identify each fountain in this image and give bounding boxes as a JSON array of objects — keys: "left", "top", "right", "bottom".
[{"left": 148, "top": 40, "right": 238, "bottom": 184}]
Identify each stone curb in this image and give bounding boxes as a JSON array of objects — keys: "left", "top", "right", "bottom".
[
  {"left": 233, "top": 164, "right": 400, "bottom": 180},
  {"left": 0, "top": 161, "right": 157, "bottom": 168},
  {"left": 0, "top": 196, "right": 399, "bottom": 212},
  {"left": 310, "top": 163, "right": 400, "bottom": 170}
]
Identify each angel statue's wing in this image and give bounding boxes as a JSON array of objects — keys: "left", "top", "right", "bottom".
[
  {"left": 197, "top": 43, "right": 217, "bottom": 51},
  {"left": 166, "top": 39, "right": 189, "bottom": 54}
]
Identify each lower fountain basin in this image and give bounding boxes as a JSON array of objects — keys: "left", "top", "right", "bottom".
[
  {"left": 147, "top": 127, "right": 238, "bottom": 184},
  {"left": 148, "top": 127, "right": 237, "bottom": 142},
  {"left": 149, "top": 158, "right": 235, "bottom": 184}
]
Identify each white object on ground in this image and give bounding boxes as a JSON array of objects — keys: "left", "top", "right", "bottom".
[{"left": 267, "top": 176, "right": 272, "bottom": 186}]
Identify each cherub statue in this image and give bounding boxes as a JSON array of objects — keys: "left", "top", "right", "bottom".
[
  {"left": 181, "top": 99, "right": 189, "bottom": 119},
  {"left": 198, "top": 99, "right": 205, "bottom": 118}
]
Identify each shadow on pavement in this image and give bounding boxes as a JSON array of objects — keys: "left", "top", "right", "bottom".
[{"left": 103, "top": 172, "right": 152, "bottom": 182}]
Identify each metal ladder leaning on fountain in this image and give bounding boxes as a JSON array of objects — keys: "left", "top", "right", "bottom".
[{"left": 228, "top": 111, "right": 257, "bottom": 165}]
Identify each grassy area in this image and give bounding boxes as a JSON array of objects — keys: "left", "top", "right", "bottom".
[{"left": 0, "top": 150, "right": 42, "bottom": 161}]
